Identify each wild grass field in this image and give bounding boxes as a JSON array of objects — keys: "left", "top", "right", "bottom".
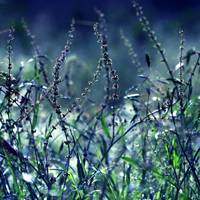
[{"left": 0, "top": 0, "right": 200, "bottom": 199}]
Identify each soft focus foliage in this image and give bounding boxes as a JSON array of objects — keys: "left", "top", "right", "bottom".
[{"left": 0, "top": 1, "right": 200, "bottom": 200}]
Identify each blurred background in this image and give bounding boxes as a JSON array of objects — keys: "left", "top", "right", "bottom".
[{"left": 0, "top": 0, "right": 200, "bottom": 105}]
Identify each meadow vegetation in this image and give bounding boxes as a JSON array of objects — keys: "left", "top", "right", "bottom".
[{"left": 0, "top": 1, "right": 199, "bottom": 199}]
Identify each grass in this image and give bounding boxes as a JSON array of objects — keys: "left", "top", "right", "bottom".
[{"left": 0, "top": 1, "right": 200, "bottom": 199}]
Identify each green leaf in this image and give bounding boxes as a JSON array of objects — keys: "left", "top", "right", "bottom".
[
  {"left": 179, "top": 193, "right": 192, "bottom": 200},
  {"left": 101, "top": 113, "right": 110, "bottom": 138},
  {"left": 172, "top": 137, "right": 179, "bottom": 167},
  {"left": 164, "top": 142, "right": 170, "bottom": 161},
  {"left": 156, "top": 185, "right": 162, "bottom": 199},
  {"left": 133, "top": 184, "right": 151, "bottom": 198},
  {"left": 100, "top": 135, "right": 108, "bottom": 164},
  {"left": 78, "top": 148, "right": 86, "bottom": 179},
  {"left": 125, "top": 165, "right": 131, "bottom": 186},
  {"left": 121, "top": 157, "right": 142, "bottom": 168},
  {"left": 150, "top": 168, "right": 166, "bottom": 178},
  {"left": 117, "top": 122, "right": 125, "bottom": 149},
  {"left": 121, "top": 157, "right": 178, "bottom": 187},
  {"left": 68, "top": 170, "right": 82, "bottom": 199},
  {"left": 3, "top": 147, "right": 20, "bottom": 196},
  {"left": 111, "top": 170, "right": 117, "bottom": 185},
  {"left": 77, "top": 155, "right": 85, "bottom": 183},
  {"left": 151, "top": 124, "right": 156, "bottom": 138},
  {"left": 83, "top": 190, "right": 101, "bottom": 198},
  {"left": 172, "top": 150, "right": 179, "bottom": 168},
  {"left": 166, "top": 78, "right": 185, "bottom": 86}
]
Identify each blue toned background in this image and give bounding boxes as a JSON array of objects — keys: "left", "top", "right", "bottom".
[
  {"left": 1, "top": 0, "right": 200, "bottom": 32},
  {"left": 1, "top": 0, "right": 200, "bottom": 103}
]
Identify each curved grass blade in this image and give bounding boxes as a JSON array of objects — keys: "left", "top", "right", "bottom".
[{"left": 101, "top": 113, "right": 110, "bottom": 138}]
